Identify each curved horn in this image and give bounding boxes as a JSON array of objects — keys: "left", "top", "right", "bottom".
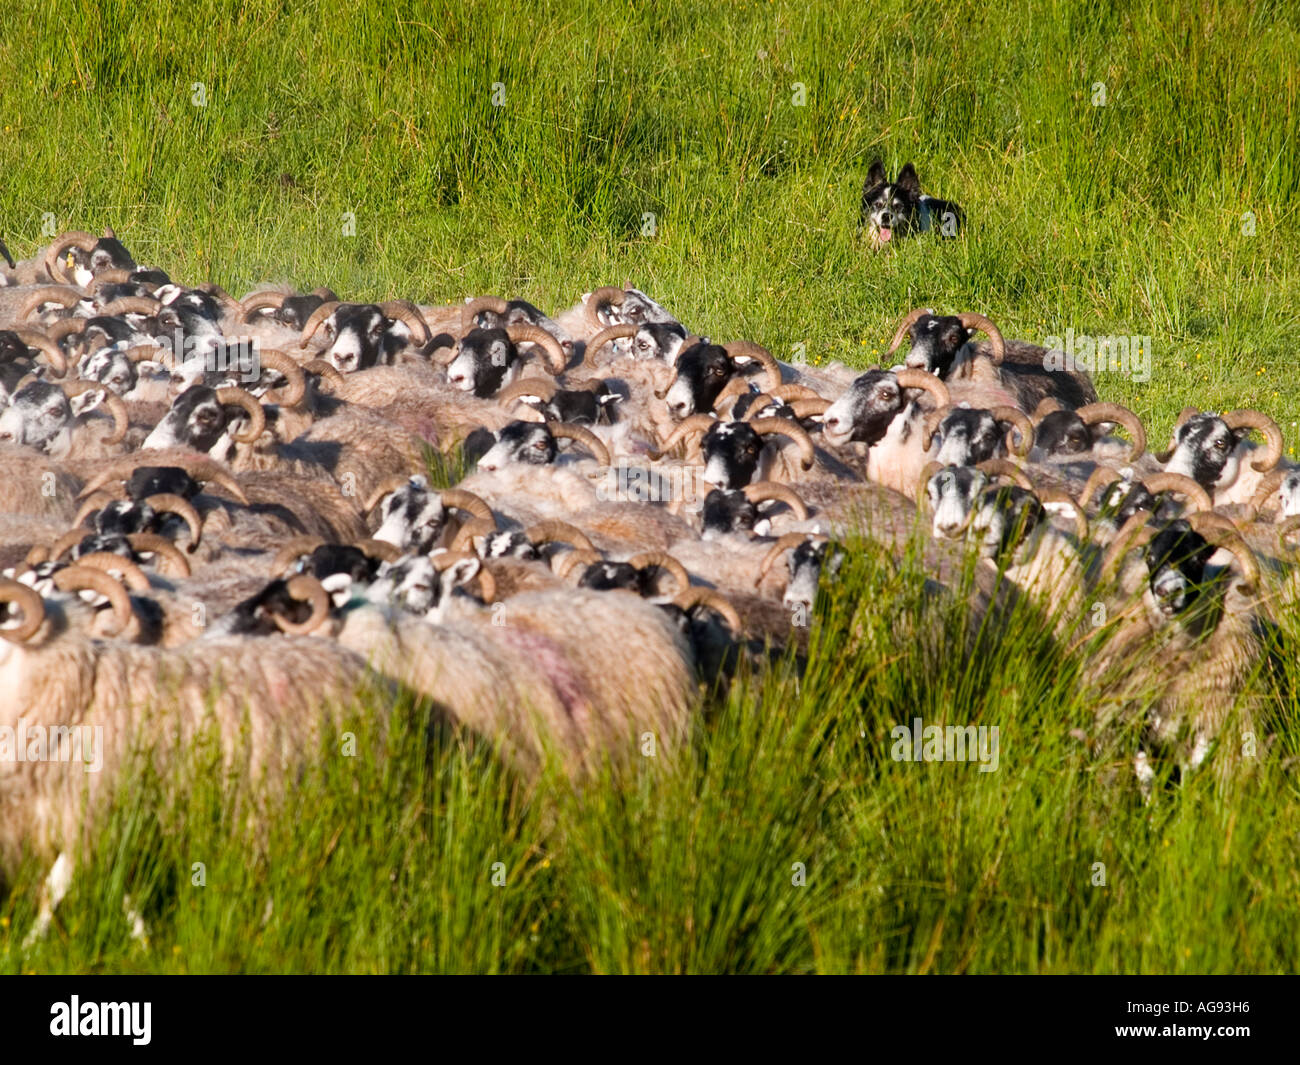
[
  {"left": 61, "top": 380, "right": 128, "bottom": 442},
  {"left": 710, "top": 374, "right": 753, "bottom": 413},
  {"left": 584, "top": 286, "right": 627, "bottom": 329},
  {"left": 1036, "top": 488, "right": 1089, "bottom": 541},
  {"left": 975, "top": 459, "right": 1034, "bottom": 490},
  {"left": 1076, "top": 402, "right": 1146, "bottom": 462},
  {"left": 649, "top": 414, "right": 717, "bottom": 460},
  {"left": 1079, "top": 467, "right": 1122, "bottom": 508},
  {"left": 1221, "top": 409, "right": 1284, "bottom": 473},
  {"left": 43, "top": 231, "right": 98, "bottom": 284},
  {"left": 142, "top": 493, "right": 204, "bottom": 551},
  {"left": 449, "top": 517, "right": 498, "bottom": 553},
  {"left": 673, "top": 587, "right": 743, "bottom": 634},
  {"left": 271, "top": 536, "right": 326, "bottom": 575},
  {"left": 272, "top": 574, "right": 332, "bottom": 635},
  {"left": 18, "top": 285, "right": 83, "bottom": 320},
  {"left": 956, "top": 312, "right": 1005, "bottom": 366},
  {"left": 1100, "top": 511, "right": 1155, "bottom": 582},
  {"left": 757, "top": 533, "right": 827, "bottom": 585},
  {"left": 1030, "top": 397, "right": 1062, "bottom": 426},
  {"left": 742, "top": 481, "right": 809, "bottom": 520},
  {"left": 50, "top": 528, "right": 89, "bottom": 562},
  {"left": 237, "top": 290, "right": 288, "bottom": 321},
  {"left": 127, "top": 533, "right": 191, "bottom": 577},
  {"left": 100, "top": 296, "right": 160, "bottom": 317},
  {"left": 525, "top": 520, "right": 596, "bottom": 553},
  {"left": 1249, "top": 468, "right": 1288, "bottom": 513},
  {"left": 196, "top": 283, "right": 242, "bottom": 316},
  {"left": 355, "top": 537, "right": 401, "bottom": 564},
  {"left": 506, "top": 323, "right": 567, "bottom": 375},
  {"left": 922, "top": 403, "right": 954, "bottom": 451},
  {"left": 73, "top": 492, "right": 116, "bottom": 530},
  {"left": 1141, "top": 473, "right": 1212, "bottom": 514},
  {"left": 790, "top": 398, "right": 831, "bottom": 420},
  {"left": 52, "top": 565, "right": 133, "bottom": 636},
  {"left": 1187, "top": 513, "right": 1260, "bottom": 593},
  {"left": 431, "top": 551, "right": 496, "bottom": 603},
  {"left": 992, "top": 406, "right": 1035, "bottom": 458},
  {"left": 550, "top": 423, "right": 611, "bottom": 466},
  {"left": 1155, "top": 407, "right": 1202, "bottom": 463},
  {"left": 771, "top": 384, "right": 824, "bottom": 403},
  {"left": 215, "top": 387, "right": 266, "bottom": 443},
  {"left": 895, "top": 368, "right": 950, "bottom": 408},
  {"left": 12, "top": 327, "right": 69, "bottom": 376},
  {"left": 496, "top": 376, "right": 558, "bottom": 407},
  {"left": 440, "top": 488, "right": 495, "bottom": 524},
  {"left": 364, "top": 474, "right": 417, "bottom": 514},
  {"left": 175, "top": 456, "right": 248, "bottom": 504},
  {"left": 297, "top": 301, "right": 342, "bottom": 348},
  {"left": 302, "top": 358, "right": 346, "bottom": 391},
  {"left": 555, "top": 548, "right": 603, "bottom": 581},
  {"left": 380, "top": 300, "right": 432, "bottom": 346},
  {"left": 582, "top": 323, "right": 638, "bottom": 364},
  {"left": 724, "top": 340, "right": 783, "bottom": 392},
  {"left": 915, "top": 460, "right": 948, "bottom": 511},
  {"left": 1278, "top": 515, "right": 1300, "bottom": 553},
  {"left": 0, "top": 577, "right": 46, "bottom": 642},
  {"left": 751, "top": 417, "right": 816, "bottom": 470},
  {"left": 627, "top": 551, "right": 691, "bottom": 596},
  {"left": 125, "top": 343, "right": 163, "bottom": 363},
  {"left": 886, "top": 308, "right": 931, "bottom": 357},
  {"left": 254, "top": 349, "right": 307, "bottom": 407},
  {"left": 75, "top": 551, "right": 151, "bottom": 592},
  {"left": 460, "top": 296, "right": 509, "bottom": 335}
]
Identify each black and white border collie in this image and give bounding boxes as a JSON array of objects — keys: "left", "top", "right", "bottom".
[{"left": 858, "top": 160, "right": 964, "bottom": 246}]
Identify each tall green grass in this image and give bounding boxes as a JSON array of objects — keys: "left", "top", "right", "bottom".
[{"left": 1, "top": 0, "right": 1298, "bottom": 972}]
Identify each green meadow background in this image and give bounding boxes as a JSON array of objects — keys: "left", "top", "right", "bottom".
[{"left": 1, "top": 0, "right": 1298, "bottom": 973}]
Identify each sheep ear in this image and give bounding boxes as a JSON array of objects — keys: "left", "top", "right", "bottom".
[
  {"left": 866, "top": 159, "right": 886, "bottom": 186},
  {"left": 896, "top": 163, "right": 921, "bottom": 196},
  {"left": 442, "top": 556, "right": 481, "bottom": 591}
]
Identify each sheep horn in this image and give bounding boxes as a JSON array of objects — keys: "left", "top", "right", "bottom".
[
  {"left": 1278, "top": 515, "right": 1300, "bottom": 553},
  {"left": 1100, "top": 511, "right": 1155, "bottom": 582},
  {"left": 1221, "top": 409, "right": 1284, "bottom": 473},
  {"left": 1154, "top": 407, "right": 1202, "bottom": 463},
  {"left": 649, "top": 414, "right": 717, "bottom": 460},
  {"left": 216, "top": 387, "right": 266, "bottom": 443},
  {"left": 923, "top": 404, "right": 954, "bottom": 450},
  {"left": 143, "top": 493, "right": 204, "bottom": 551},
  {"left": 975, "top": 459, "right": 1034, "bottom": 490},
  {"left": 772, "top": 384, "right": 824, "bottom": 402},
  {"left": 895, "top": 368, "right": 950, "bottom": 408},
  {"left": 13, "top": 327, "right": 69, "bottom": 377},
  {"left": 742, "top": 481, "right": 809, "bottom": 520},
  {"left": 1076, "top": 403, "right": 1146, "bottom": 461},
  {"left": 273, "top": 574, "right": 332, "bottom": 635},
  {"left": 740, "top": 394, "right": 779, "bottom": 420},
  {"left": 125, "top": 343, "right": 163, "bottom": 363},
  {"left": 584, "top": 286, "right": 627, "bottom": 329},
  {"left": 673, "top": 587, "right": 743, "bottom": 634},
  {"left": 127, "top": 533, "right": 191, "bottom": 577},
  {"left": 751, "top": 417, "right": 816, "bottom": 470},
  {"left": 506, "top": 323, "right": 567, "bottom": 375},
  {"left": 582, "top": 323, "right": 638, "bottom": 364},
  {"left": 47, "top": 317, "right": 89, "bottom": 343},
  {"left": 525, "top": 520, "right": 596, "bottom": 553},
  {"left": 724, "top": 341, "right": 783, "bottom": 392},
  {"left": 1030, "top": 397, "right": 1062, "bottom": 426},
  {"left": 43, "top": 232, "right": 98, "bottom": 284},
  {"left": 449, "top": 517, "right": 499, "bottom": 553},
  {"left": 165, "top": 456, "right": 247, "bottom": 505},
  {"left": 0, "top": 578, "right": 46, "bottom": 642},
  {"left": 886, "top": 308, "right": 931, "bottom": 357},
  {"left": 550, "top": 423, "right": 611, "bottom": 466},
  {"left": 956, "top": 312, "right": 1005, "bottom": 366},
  {"left": 710, "top": 374, "right": 753, "bottom": 413},
  {"left": 100, "top": 296, "right": 160, "bottom": 317},
  {"left": 790, "top": 398, "right": 831, "bottom": 420},
  {"left": 992, "top": 406, "right": 1035, "bottom": 458},
  {"left": 496, "top": 376, "right": 558, "bottom": 407},
  {"left": 297, "top": 301, "right": 342, "bottom": 348},
  {"left": 197, "top": 284, "right": 242, "bottom": 315},
  {"left": 248, "top": 348, "right": 306, "bottom": 408},
  {"left": 1079, "top": 467, "right": 1123, "bottom": 508},
  {"left": 50, "top": 528, "right": 88, "bottom": 561},
  {"left": 1249, "top": 468, "right": 1288, "bottom": 513},
  {"left": 52, "top": 565, "right": 133, "bottom": 636},
  {"left": 1141, "top": 473, "right": 1212, "bottom": 514},
  {"left": 73, "top": 493, "right": 117, "bottom": 530},
  {"left": 440, "top": 488, "right": 495, "bottom": 524},
  {"left": 75, "top": 552, "right": 151, "bottom": 592},
  {"left": 271, "top": 536, "right": 327, "bottom": 575},
  {"left": 380, "top": 300, "right": 432, "bottom": 346},
  {"left": 431, "top": 551, "right": 496, "bottom": 603},
  {"left": 303, "top": 359, "right": 347, "bottom": 390},
  {"left": 61, "top": 380, "right": 128, "bottom": 443},
  {"left": 355, "top": 538, "right": 402, "bottom": 564},
  {"left": 1187, "top": 514, "right": 1260, "bottom": 593},
  {"left": 757, "top": 533, "right": 827, "bottom": 585},
  {"left": 1036, "top": 488, "right": 1089, "bottom": 542},
  {"left": 364, "top": 475, "right": 417, "bottom": 514},
  {"left": 238, "top": 290, "right": 288, "bottom": 321},
  {"left": 555, "top": 548, "right": 603, "bottom": 581},
  {"left": 915, "top": 460, "right": 949, "bottom": 509},
  {"left": 460, "top": 296, "right": 509, "bottom": 335},
  {"left": 628, "top": 551, "right": 691, "bottom": 596},
  {"left": 18, "top": 285, "right": 84, "bottom": 320}
]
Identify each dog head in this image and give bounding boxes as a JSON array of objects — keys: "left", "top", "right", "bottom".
[{"left": 859, "top": 160, "right": 961, "bottom": 246}]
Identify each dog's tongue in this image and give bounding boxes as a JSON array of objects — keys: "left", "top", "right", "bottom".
[{"left": 879, "top": 227, "right": 893, "bottom": 242}]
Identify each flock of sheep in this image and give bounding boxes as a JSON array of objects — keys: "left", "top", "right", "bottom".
[{"left": 0, "top": 227, "right": 1295, "bottom": 929}]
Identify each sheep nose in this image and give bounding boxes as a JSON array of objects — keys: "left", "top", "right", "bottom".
[
  {"left": 669, "top": 400, "right": 690, "bottom": 418},
  {"left": 824, "top": 416, "right": 841, "bottom": 432}
]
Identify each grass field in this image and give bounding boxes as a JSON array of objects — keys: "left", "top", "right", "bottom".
[{"left": 2, "top": 0, "right": 1299, "bottom": 973}]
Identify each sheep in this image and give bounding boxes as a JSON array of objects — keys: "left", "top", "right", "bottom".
[{"left": 1156, "top": 407, "right": 1285, "bottom": 507}]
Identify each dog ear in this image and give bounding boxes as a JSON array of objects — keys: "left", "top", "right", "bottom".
[
  {"left": 896, "top": 163, "right": 921, "bottom": 196},
  {"left": 866, "top": 159, "right": 886, "bottom": 187}
]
